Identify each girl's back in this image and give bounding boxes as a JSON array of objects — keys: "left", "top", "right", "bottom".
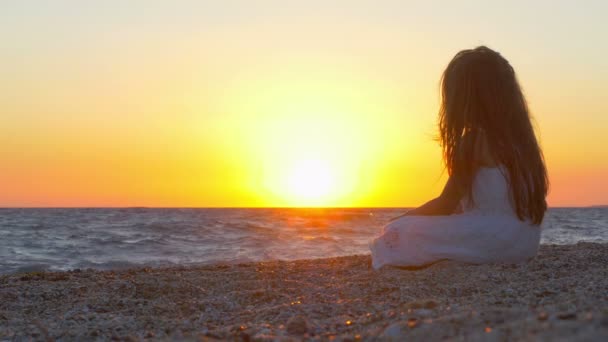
[
  {"left": 464, "top": 167, "right": 515, "bottom": 215},
  {"left": 369, "top": 46, "right": 547, "bottom": 269}
]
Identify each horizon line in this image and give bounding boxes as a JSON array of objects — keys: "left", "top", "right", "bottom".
[{"left": 0, "top": 205, "right": 604, "bottom": 209}]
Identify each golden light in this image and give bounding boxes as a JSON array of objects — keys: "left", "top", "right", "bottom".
[
  {"left": 195, "top": 66, "right": 426, "bottom": 207},
  {"left": 287, "top": 158, "right": 335, "bottom": 204}
]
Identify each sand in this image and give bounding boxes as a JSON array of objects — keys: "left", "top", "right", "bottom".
[{"left": 1, "top": 242, "right": 607, "bottom": 341}]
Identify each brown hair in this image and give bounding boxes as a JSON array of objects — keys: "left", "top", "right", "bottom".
[{"left": 439, "top": 46, "right": 548, "bottom": 224}]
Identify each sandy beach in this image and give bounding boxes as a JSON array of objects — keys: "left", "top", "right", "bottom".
[{"left": 1, "top": 242, "right": 607, "bottom": 341}]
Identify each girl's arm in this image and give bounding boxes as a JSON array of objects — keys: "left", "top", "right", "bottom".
[
  {"left": 389, "top": 173, "right": 464, "bottom": 221},
  {"left": 389, "top": 131, "right": 488, "bottom": 221}
]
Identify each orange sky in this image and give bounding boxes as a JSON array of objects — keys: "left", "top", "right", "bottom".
[{"left": 1, "top": 1, "right": 607, "bottom": 207}]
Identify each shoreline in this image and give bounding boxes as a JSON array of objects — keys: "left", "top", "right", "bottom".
[
  {"left": 1, "top": 243, "right": 607, "bottom": 340},
  {"left": 3, "top": 240, "right": 605, "bottom": 277}
]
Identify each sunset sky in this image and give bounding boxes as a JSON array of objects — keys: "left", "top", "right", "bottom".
[{"left": 1, "top": 1, "right": 607, "bottom": 207}]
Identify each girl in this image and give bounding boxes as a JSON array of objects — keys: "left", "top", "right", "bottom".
[{"left": 369, "top": 46, "right": 548, "bottom": 269}]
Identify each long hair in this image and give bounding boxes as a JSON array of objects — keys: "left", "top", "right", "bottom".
[{"left": 438, "top": 46, "right": 548, "bottom": 224}]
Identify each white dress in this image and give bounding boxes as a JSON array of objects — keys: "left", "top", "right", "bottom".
[{"left": 369, "top": 167, "right": 541, "bottom": 269}]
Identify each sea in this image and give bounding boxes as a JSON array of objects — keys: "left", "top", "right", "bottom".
[{"left": 0, "top": 207, "right": 606, "bottom": 274}]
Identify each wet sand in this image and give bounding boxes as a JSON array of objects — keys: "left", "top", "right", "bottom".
[{"left": 1, "top": 242, "right": 607, "bottom": 341}]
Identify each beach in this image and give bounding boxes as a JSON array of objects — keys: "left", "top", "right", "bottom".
[{"left": 1, "top": 242, "right": 607, "bottom": 341}]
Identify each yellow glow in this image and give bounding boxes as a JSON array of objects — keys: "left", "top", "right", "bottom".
[
  {"left": 286, "top": 158, "right": 335, "bottom": 205},
  {"left": 252, "top": 102, "right": 368, "bottom": 207},
  {"left": 2, "top": 2, "right": 608, "bottom": 207},
  {"left": 201, "top": 67, "right": 421, "bottom": 207}
]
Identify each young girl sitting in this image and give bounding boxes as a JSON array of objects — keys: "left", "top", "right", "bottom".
[{"left": 369, "top": 46, "right": 548, "bottom": 269}]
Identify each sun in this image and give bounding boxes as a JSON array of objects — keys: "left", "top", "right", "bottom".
[{"left": 287, "top": 159, "right": 335, "bottom": 205}]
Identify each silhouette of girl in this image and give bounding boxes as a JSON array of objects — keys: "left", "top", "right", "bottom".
[{"left": 370, "top": 46, "right": 548, "bottom": 269}]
